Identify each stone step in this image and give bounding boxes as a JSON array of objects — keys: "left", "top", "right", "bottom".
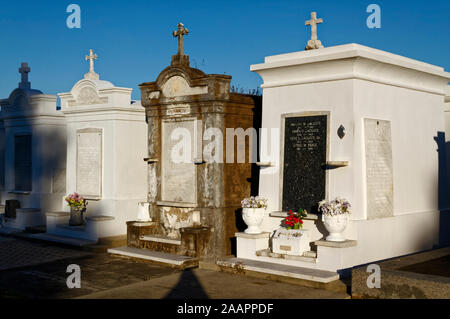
[
  {"left": 140, "top": 235, "right": 181, "bottom": 246},
  {"left": 28, "top": 233, "right": 97, "bottom": 246},
  {"left": 216, "top": 257, "right": 339, "bottom": 283},
  {"left": 0, "top": 226, "right": 22, "bottom": 235},
  {"left": 57, "top": 224, "right": 86, "bottom": 232},
  {"left": 2, "top": 208, "right": 44, "bottom": 230},
  {"left": 256, "top": 248, "right": 317, "bottom": 263},
  {"left": 107, "top": 246, "right": 197, "bottom": 268},
  {"left": 25, "top": 225, "right": 46, "bottom": 234}
]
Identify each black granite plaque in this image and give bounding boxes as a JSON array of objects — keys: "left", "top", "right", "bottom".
[{"left": 282, "top": 115, "right": 327, "bottom": 213}]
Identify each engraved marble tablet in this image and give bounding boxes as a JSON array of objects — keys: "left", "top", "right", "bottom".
[
  {"left": 364, "top": 119, "right": 393, "bottom": 219},
  {"left": 161, "top": 119, "right": 196, "bottom": 204},
  {"left": 281, "top": 115, "right": 327, "bottom": 213},
  {"left": 76, "top": 129, "right": 102, "bottom": 198}
]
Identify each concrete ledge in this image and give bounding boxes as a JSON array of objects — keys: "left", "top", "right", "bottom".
[
  {"left": 16, "top": 208, "right": 41, "bottom": 214},
  {"left": 217, "top": 257, "right": 339, "bottom": 283},
  {"left": 140, "top": 235, "right": 181, "bottom": 246},
  {"left": 256, "top": 248, "right": 317, "bottom": 263},
  {"left": 314, "top": 239, "right": 357, "bottom": 248},
  {"left": 156, "top": 201, "right": 197, "bottom": 208},
  {"left": 352, "top": 247, "right": 450, "bottom": 299},
  {"left": 108, "top": 246, "right": 197, "bottom": 268},
  {"left": 270, "top": 212, "right": 320, "bottom": 220},
  {"left": 46, "top": 211, "right": 70, "bottom": 217},
  {"left": 57, "top": 224, "right": 86, "bottom": 232},
  {"left": 0, "top": 226, "right": 22, "bottom": 235},
  {"left": 8, "top": 191, "right": 31, "bottom": 195},
  {"left": 127, "top": 221, "right": 155, "bottom": 227},
  {"left": 235, "top": 232, "right": 271, "bottom": 239},
  {"left": 86, "top": 215, "right": 115, "bottom": 221},
  {"left": 29, "top": 233, "right": 97, "bottom": 247}
]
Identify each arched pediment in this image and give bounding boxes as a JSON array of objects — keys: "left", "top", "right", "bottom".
[
  {"left": 68, "top": 79, "right": 111, "bottom": 106},
  {"left": 7, "top": 88, "right": 42, "bottom": 108},
  {"left": 155, "top": 67, "right": 208, "bottom": 98},
  {"left": 161, "top": 75, "right": 208, "bottom": 98}
]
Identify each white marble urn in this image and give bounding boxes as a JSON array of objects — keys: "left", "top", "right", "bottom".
[
  {"left": 323, "top": 214, "right": 349, "bottom": 242},
  {"left": 242, "top": 208, "right": 266, "bottom": 234}
]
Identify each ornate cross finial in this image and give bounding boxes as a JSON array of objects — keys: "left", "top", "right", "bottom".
[
  {"left": 173, "top": 22, "right": 189, "bottom": 56},
  {"left": 84, "top": 49, "right": 99, "bottom": 80},
  {"left": 305, "top": 11, "right": 324, "bottom": 50},
  {"left": 18, "top": 62, "right": 31, "bottom": 89}
]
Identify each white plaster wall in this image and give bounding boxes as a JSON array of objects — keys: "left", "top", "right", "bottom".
[
  {"left": 444, "top": 85, "right": 450, "bottom": 209},
  {"left": 355, "top": 80, "right": 445, "bottom": 217},
  {"left": 1, "top": 116, "right": 66, "bottom": 213},
  {"left": 258, "top": 80, "right": 358, "bottom": 217},
  {"left": 64, "top": 112, "right": 147, "bottom": 236},
  {"left": 0, "top": 120, "right": 6, "bottom": 194}
]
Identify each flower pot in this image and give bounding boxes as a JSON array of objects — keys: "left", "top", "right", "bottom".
[
  {"left": 69, "top": 207, "right": 85, "bottom": 226},
  {"left": 272, "top": 227, "right": 310, "bottom": 256},
  {"left": 242, "top": 208, "right": 266, "bottom": 234},
  {"left": 323, "top": 213, "right": 349, "bottom": 242}
]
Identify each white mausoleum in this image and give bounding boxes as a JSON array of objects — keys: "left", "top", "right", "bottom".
[
  {"left": 229, "top": 42, "right": 450, "bottom": 279},
  {"left": 0, "top": 63, "right": 66, "bottom": 230},
  {"left": 36, "top": 51, "right": 148, "bottom": 243}
]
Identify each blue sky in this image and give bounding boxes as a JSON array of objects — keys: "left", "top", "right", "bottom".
[{"left": 0, "top": 0, "right": 448, "bottom": 101}]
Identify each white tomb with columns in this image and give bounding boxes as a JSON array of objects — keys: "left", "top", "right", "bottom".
[
  {"left": 0, "top": 63, "right": 67, "bottom": 231},
  {"left": 39, "top": 51, "right": 148, "bottom": 243},
  {"left": 230, "top": 43, "right": 450, "bottom": 276}
]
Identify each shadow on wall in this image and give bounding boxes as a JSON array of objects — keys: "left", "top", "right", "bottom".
[
  {"left": 0, "top": 87, "right": 67, "bottom": 215},
  {"left": 434, "top": 131, "right": 450, "bottom": 247},
  {"left": 231, "top": 95, "right": 263, "bottom": 255}
]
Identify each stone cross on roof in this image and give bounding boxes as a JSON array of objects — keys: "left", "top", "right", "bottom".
[
  {"left": 84, "top": 49, "right": 100, "bottom": 80},
  {"left": 171, "top": 23, "right": 190, "bottom": 67},
  {"left": 19, "top": 62, "right": 31, "bottom": 89},
  {"left": 173, "top": 23, "right": 189, "bottom": 56},
  {"left": 305, "top": 11, "right": 324, "bottom": 50}
]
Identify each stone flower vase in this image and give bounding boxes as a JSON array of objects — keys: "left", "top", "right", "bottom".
[
  {"left": 323, "top": 213, "right": 349, "bottom": 242},
  {"left": 69, "top": 207, "right": 86, "bottom": 226},
  {"left": 242, "top": 208, "right": 266, "bottom": 234}
]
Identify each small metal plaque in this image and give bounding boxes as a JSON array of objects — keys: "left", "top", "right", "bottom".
[{"left": 279, "top": 245, "right": 292, "bottom": 251}]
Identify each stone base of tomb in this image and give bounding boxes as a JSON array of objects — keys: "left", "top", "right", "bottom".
[
  {"left": 1, "top": 208, "right": 45, "bottom": 231},
  {"left": 126, "top": 221, "right": 212, "bottom": 258},
  {"left": 215, "top": 257, "right": 347, "bottom": 293},
  {"left": 230, "top": 209, "right": 440, "bottom": 288},
  {"left": 107, "top": 220, "right": 214, "bottom": 268},
  {"left": 24, "top": 212, "right": 119, "bottom": 247}
]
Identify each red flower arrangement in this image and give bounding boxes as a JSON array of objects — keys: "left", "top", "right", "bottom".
[{"left": 283, "top": 209, "right": 307, "bottom": 230}]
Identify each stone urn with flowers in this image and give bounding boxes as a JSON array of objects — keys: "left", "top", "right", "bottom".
[
  {"left": 240, "top": 196, "right": 268, "bottom": 234},
  {"left": 272, "top": 209, "right": 310, "bottom": 256},
  {"left": 65, "top": 192, "right": 88, "bottom": 226},
  {"left": 318, "top": 197, "right": 351, "bottom": 242}
]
